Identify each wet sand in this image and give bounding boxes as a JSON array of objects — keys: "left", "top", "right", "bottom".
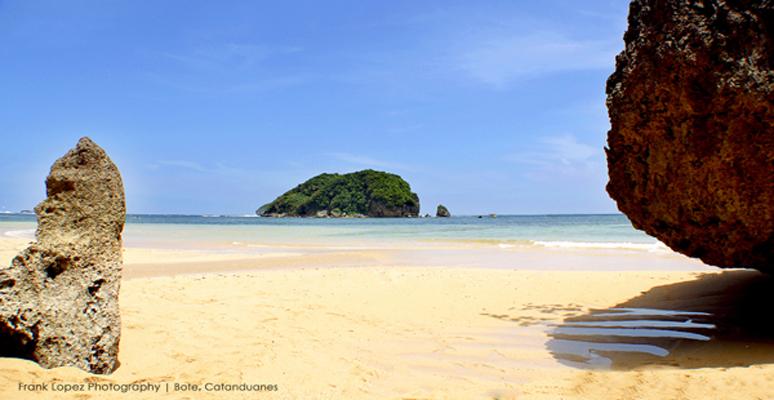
[{"left": 0, "top": 237, "right": 771, "bottom": 399}]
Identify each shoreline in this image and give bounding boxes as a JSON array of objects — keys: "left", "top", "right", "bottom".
[{"left": 0, "top": 225, "right": 711, "bottom": 280}]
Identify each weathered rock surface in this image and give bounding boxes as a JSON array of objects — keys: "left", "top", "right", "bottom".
[
  {"left": 436, "top": 204, "right": 451, "bottom": 218},
  {"left": 0, "top": 137, "right": 126, "bottom": 373},
  {"left": 606, "top": 0, "right": 774, "bottom": 271}
]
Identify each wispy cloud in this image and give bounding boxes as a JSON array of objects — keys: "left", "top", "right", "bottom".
[
  {"left": 156, "top": 160, "right": 209, "bottom": 172},
  {"left": 150, "top": 42, "right": 307, "bottom": 93},
  {"left": 504, "top": 134, "right": 605, "bottom": 181},
  {"left": 163, "top": 43, "right": 302, "bottom": 71},
  {"left": 386, "top": 123, "right": 424, "bottom": 135},
  {"left": 326, "top": 152, "right": 409, "bottom": 171},
  {"left": 151, "top": 160, "right": 252, "bottom": 176},
  {"left": 332, "top": 21, "right": 622, "bottom": 93},
  {"left": 457, "top": 31, "right": 619, "bottom": 88}
]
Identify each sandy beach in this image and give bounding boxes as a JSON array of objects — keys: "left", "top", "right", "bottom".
[
  {"left": 0, "top": 232, "right": 771, "bottom": 400},
  {"left": 1, "top": 0, "right": 771, "bottom": 397}
]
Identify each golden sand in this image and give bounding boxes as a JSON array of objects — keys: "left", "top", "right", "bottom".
[{"left": 0, "top": 237, "right": 771, "bottom": 399}]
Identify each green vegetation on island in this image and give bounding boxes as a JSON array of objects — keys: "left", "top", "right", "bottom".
[{"left": 257, "top": 169, "right": 420, "bottom": 218}]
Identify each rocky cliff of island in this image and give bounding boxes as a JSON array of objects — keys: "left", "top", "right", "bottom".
[
  {"left": 605, "top": 0, "right": 773, "bottom": 271},
  {"left": 258, "top": 169, "right": 420, "bottom": 218}
]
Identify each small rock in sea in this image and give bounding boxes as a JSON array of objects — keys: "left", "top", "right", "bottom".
[
  {"left": 436, "top": 205, "right": 451, "bottom": 218},
  {"left": 0, "top": 137, "right": 126, "bottom": 374}
]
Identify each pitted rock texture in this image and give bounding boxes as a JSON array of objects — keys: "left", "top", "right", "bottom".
[
  {"left": 0, "top": 137, "right": 126, "bottom": 373},
  {"left": 606, "top": 0, "right": 773, "bottom": 270}
]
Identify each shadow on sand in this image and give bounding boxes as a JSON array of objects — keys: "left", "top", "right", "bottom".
[{"left": 546, "top": 270, "right": 774, "bottom": 369}]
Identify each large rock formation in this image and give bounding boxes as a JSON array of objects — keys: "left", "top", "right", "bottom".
[
  {"left": 606, "top": 0, "right": 773, "bottom": 271},
  {"left": 436, "top": 204, "right": 451, "bottom": 218},
  {"left": 258, "top": 169, "right": 420, "bottom": 218},
  {"left": 0, "top": 137, "right": 126, "bottom": 373}
]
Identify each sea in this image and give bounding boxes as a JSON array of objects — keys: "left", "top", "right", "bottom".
[{"left": 0, "top": 213, "right": 664, "bottom": 251}]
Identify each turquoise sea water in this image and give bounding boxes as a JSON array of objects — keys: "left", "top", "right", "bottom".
[
  {"left": 1, "top": 213, "right": 709, "bottom": 271},
  {"left": 0, "top": 213, "right": 658, "bottom": 248}
]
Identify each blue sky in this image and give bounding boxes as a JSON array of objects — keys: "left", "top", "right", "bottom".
[{"left": 0, "top": 0, "right": 630, "bottom": 215}]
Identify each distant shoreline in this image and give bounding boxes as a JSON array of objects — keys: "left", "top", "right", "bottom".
[{"left": 0, "top": 212, "right": 626, "bottom": 219}]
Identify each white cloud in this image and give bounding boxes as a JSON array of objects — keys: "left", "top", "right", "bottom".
[
  {"left": 326, "top": 152, "right": 408, "bottom": 171},
  {"left": 154, "top": 160, "right": 254, "bottom": 177},
  {"left": 151, "top": 42, "right": 307, "bottom": 93},
  {"left": 542, "top": 134, "right": 599, "bottom": 165},
  {"left": 457, "top": 31, "right": 620, "bottom": 88},
  {"left": 156, "top": 160, "right": 208, "bottom": 172},
  {"left": 504, "top": 134, "right": 603, "bottom": 173},
  {"left": 164, "top": 43, "right": 302, "bottom": 71}
]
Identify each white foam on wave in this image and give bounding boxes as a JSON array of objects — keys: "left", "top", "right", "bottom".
[
  {"left": 532, "top": 240, "right": 669, "bottom": 252},
  {"left": 4, "top": 229, "right": 35, "bottom": 240}
]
